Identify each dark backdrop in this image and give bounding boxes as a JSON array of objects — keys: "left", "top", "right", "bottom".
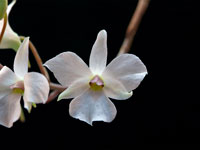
[{"left": 0, "top": 0, "right": 200, "bottom": 148}]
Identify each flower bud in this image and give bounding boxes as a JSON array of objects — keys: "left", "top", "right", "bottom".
[{"left": 0, "top": 0, "right": 7, "bottom": 20}]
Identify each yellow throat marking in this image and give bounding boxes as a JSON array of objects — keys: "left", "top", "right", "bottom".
[{"left": 89, "top": 75, "right": 104, "bottom": 91}]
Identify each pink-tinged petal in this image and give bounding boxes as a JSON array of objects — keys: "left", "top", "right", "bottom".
[
  {"left": 69, "top": 89, "right": 117, "bottom": 125},
  {"left": 44, "top": 52, "right": 92, "bottom": 87},
  {"left": 0, "top": 66, "right": 19, "bottom": 98},
  {"left": 103, "top": 76, "right": 132, "bottom": 100},
  {"left": 0, "top": 93, "right": 21, "bottom": 128},
  {"left": 89, "top": 30, "right": 107, "bottom": 75},
  {"left": 102, "top": 54, "right": 147, "bottom": 92},
  {"left": 58, "top": 78, "right": 90, "bottom": 101},
  {"left": 14, "top": 37, "right": 29, "bottom": 79},
  {"left": 0, "top": 0, "right": 21, "bottom": 51},
  {"left": 23, "top": 72, "right": 49, "bottom": 107}
]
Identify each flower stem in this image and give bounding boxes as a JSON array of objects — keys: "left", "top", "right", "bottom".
[
  {"left": 0, "top": 12, "right": 7, "bottom": 43},
  {"left": 29, "top": 40, "right": 50, "bottom": 81},
  {"left": 118, "top": 0, "right": 150, "bottom": 55},
  {"left": 46, "top": 90, "right": 61, "bottom": 103},
  {"left": 47, "top": 83, "right": 66, "bottom": 103},
  {"left": 49, "top": 82, "right": 66, "bottom": 92},
  {"left": 0, "top": 63, "right": 3, "bottom": 70}
]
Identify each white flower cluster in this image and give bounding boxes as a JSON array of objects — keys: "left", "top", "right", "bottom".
[{"left": 0, "top": 0, "right": 147, "bottom": 128}]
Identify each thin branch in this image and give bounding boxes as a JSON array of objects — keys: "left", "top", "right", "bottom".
[
  {"left": 20, "top": 36, "right": 50, "bottom": 81},
  {"left": 0, "top": 13, "right": 7, "bottom": 43},
  {"left": 47, "top": 83, "right": 66, "bottom": 103},
  {"left": 118, "top": 0, "right": 150, "bottom": 55},
  {"left": 29, "top": 39, "right": 50, "bottom": 81},
  {"left": 46, "top": 90, "right": 60, "bottom": 103},
  {"left": 49, "top": 82, "right": 66, "bottom": 92},
  {"left": 0, "top": 63, "right": 3, "bottom": 70}
]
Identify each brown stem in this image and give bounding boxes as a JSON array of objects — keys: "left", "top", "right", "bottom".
[
  {"left": 0, "top": 63, "right": 3, "bottom": 70},
  {"left": 0, "top": 13, "right": 7, "bottom": 43},
  {"left": 47, "top": 83, "right": 66, "bottom": 103},
  {"left": 20, "top": 36, "right": 50, "bottom": 81},
  {"left": 49, "top": 82, "right": 66, "bottom": 92},
  {"left": 46, "top": 90, "right": 61, "bottom": 103},
  {"left": 118, "top": 0, "right": 150, "bottom": 55},
  {"left": 29, "top": 39, "right": 50, "bottom": 81}
]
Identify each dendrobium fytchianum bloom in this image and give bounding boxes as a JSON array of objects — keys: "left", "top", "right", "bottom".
[
  {"left": 44, "top": 30, "right": 147, "bottom": 125},
  {"left": 0, "top": 37, "right": 49, "bottom": 128},
  {"left": 0, "top": 0, "right": 21, "bottom": 51}
]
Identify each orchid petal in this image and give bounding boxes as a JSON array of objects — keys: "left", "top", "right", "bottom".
[
  {"left": 89, "top": 30, "right": 107, "bottom": 75},
  {"left": 13, "top": 37, "right": 29, "bottom": 79},
  {"left": 23, "top": 72, "right": 49, "bottom": 110},
  {"left": 58, "top": 78, "right": 89, "bottom": 101},
  {"left": 44, "top": 52, "right": 92, "bottom": 87},
  {"left": 0, "top": 0, "right": 21, "bottom": 51},
  {"left": 103, "top": 76, "right": 133, "bottom": 100},
  {"left": 7, "top": 0, "right": 16, "bottom": 15},
  {"left": 69, "top": 89, "right": 117, "bottom": 125},
  {"left": 0, "top": 66, "right": 18, "bottom": 99},
  {"left": 0, "top": 93, "right": 21, "bottom": 128},
  {"left": 102, "top": 54, "right": 147, "bottom": 92},
  {"left": 0, "top": 90, "right": 10, "bottom": 99}
]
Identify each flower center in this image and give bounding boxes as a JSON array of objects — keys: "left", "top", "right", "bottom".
[
  {"left": 89, "top": 75, "right": 104, "bottom": 91},
  {"left": 10, "top": 80, "right": 24, "bottom": 94}
]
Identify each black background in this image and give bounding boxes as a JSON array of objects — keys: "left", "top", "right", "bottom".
[{"left": 0, "top": 0, "right": 200, "bottom": 148}]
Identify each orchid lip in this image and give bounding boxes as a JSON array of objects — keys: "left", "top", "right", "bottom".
[
  {"left": 10, "top": 80, "right": 24, "bottom": 94},
  {"left": 89, "top": 75, "right": 104, "bottom": 91}
]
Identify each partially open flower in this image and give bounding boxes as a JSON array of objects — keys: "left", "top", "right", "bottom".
[
  {"left": 44, "top": 30, "right": 147, "bottom": 125},
  {"left": 0, "top": 37, "right": 49, "bottom": 128},
  {"left": 0, "top": 0, "right": 21, "bottom": 51}
]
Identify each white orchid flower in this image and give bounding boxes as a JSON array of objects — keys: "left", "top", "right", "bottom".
[
  {"left": 0, "top": 37, "right": 49, "bottom": 128},
  {"left": 44, "top": 30, "right": 147, "bottom": 125},
  {"left": 0, "top": 0, "right": 21, "bottom": 51}
]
